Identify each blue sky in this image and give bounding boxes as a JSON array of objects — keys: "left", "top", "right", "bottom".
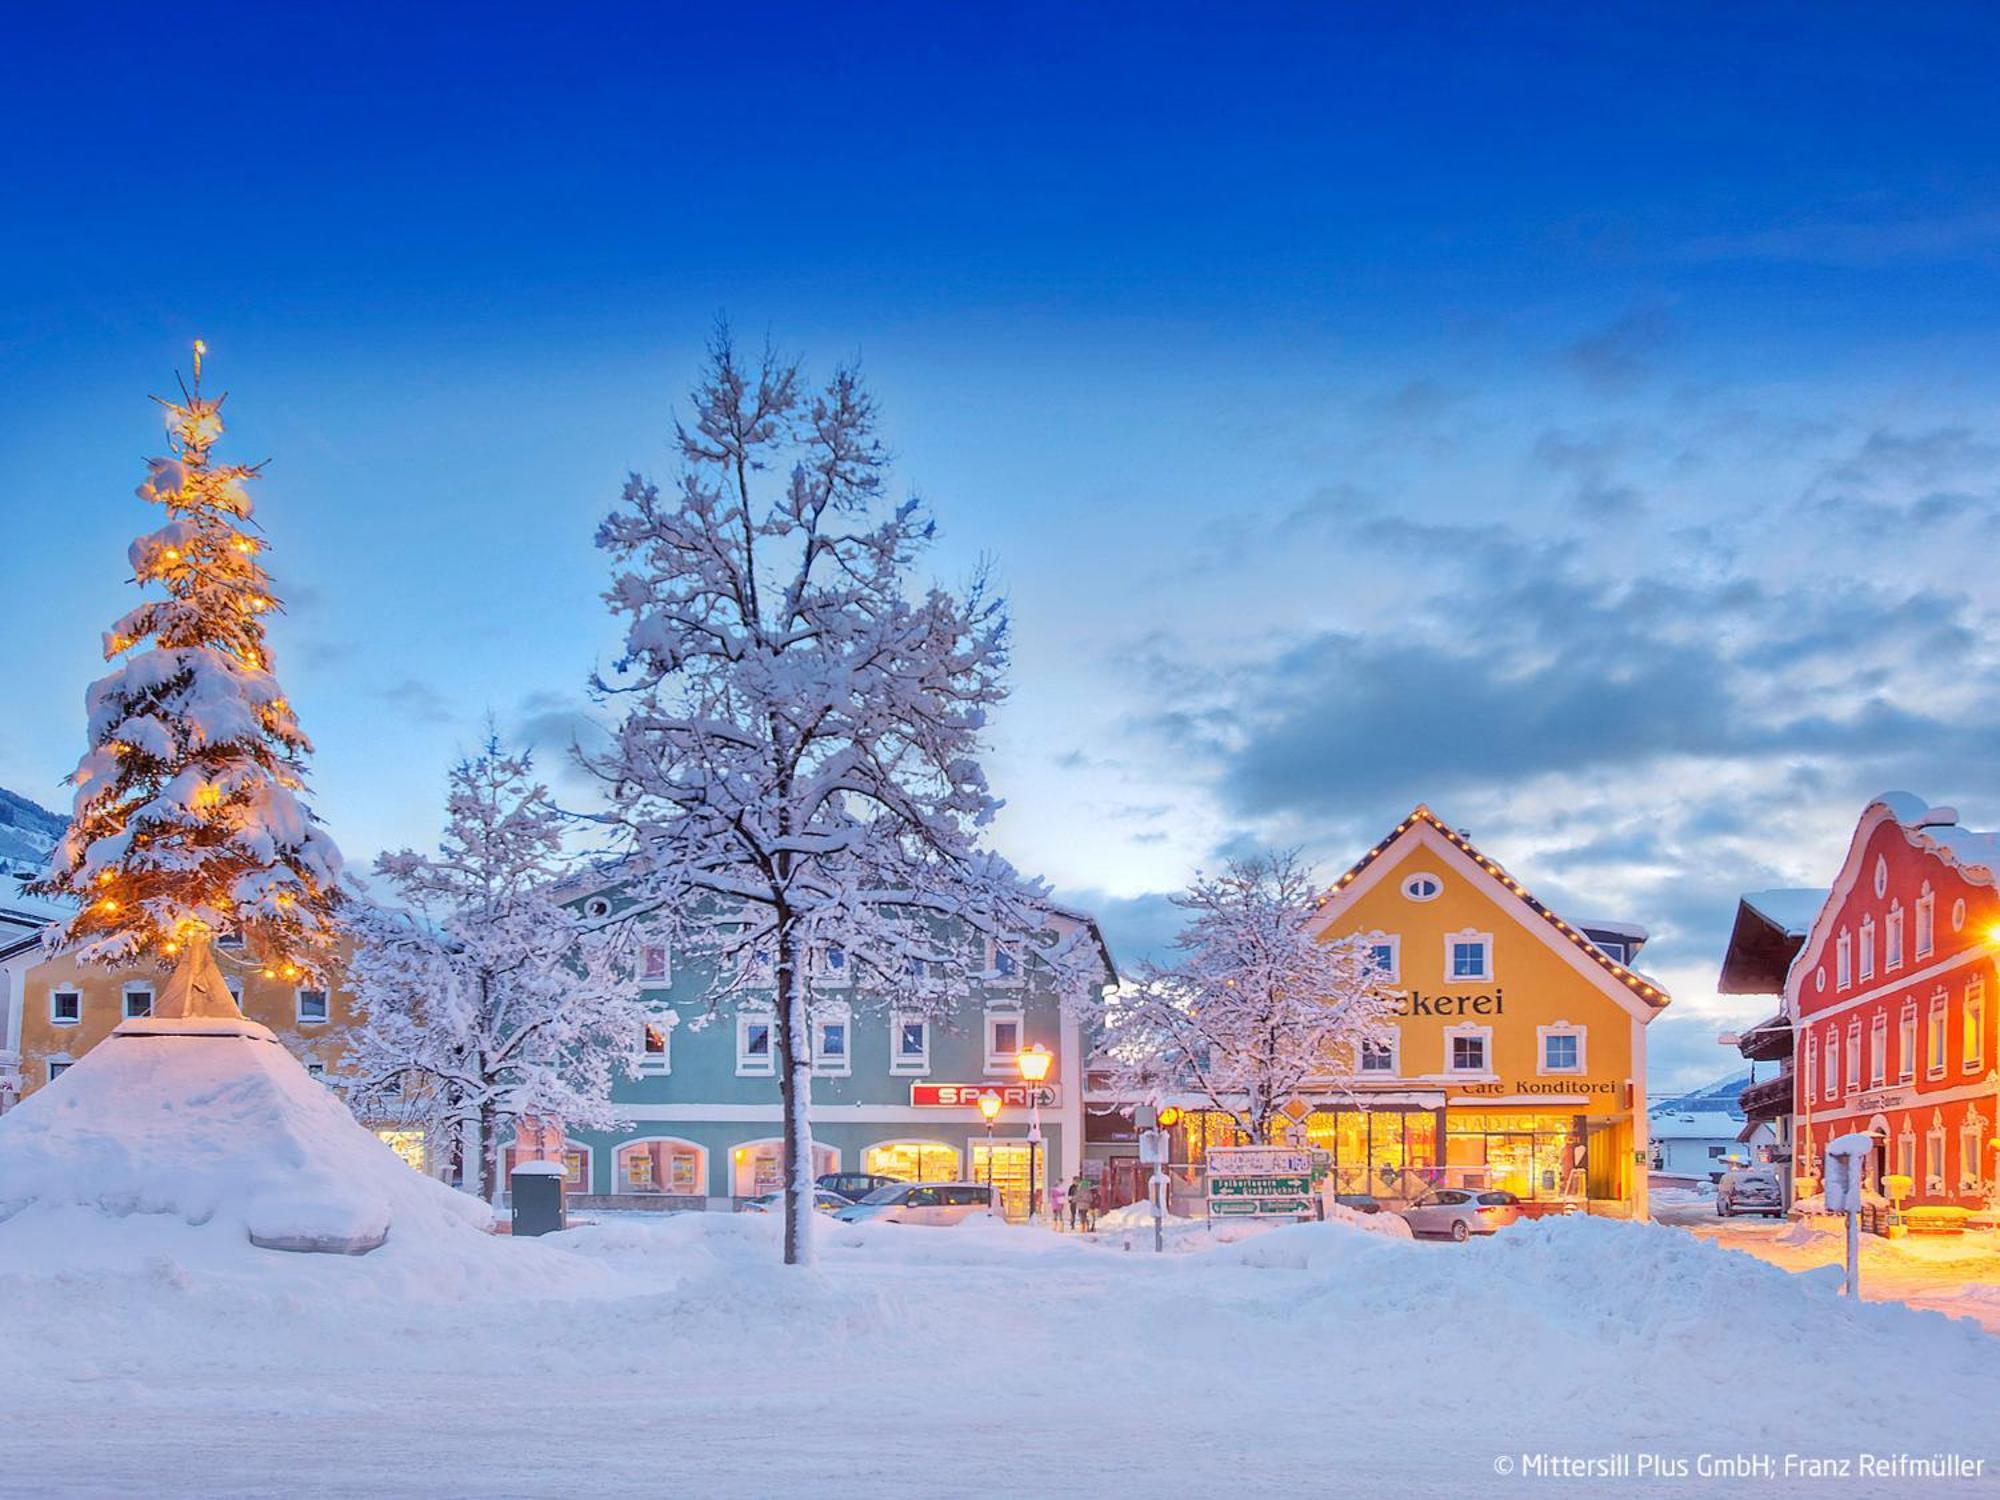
[{"left": 5, "top": 3, "right": 2000, "bottom": 1087}]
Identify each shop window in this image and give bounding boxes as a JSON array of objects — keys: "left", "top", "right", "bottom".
[
  {"left": 1858, "top": 916, "right": 1875, "bottom": 982},
  {"left": 733, "top": 1139, "right": 836, "bottom": 1198},
  {"left": 1844, "top": 1020, "right": 1860, "bottom": 1093},
  {"left": 123, "top": 984, "right": 153, "bottom": 1020},
  {"left": 1964, "top": 977, "right": 1985, "bottom": 1074},
  {"left": 1885, "top": 905, "right": 1904, "bottom": 971},
  {"left": 1402, "top": 872, "right": 1442, "bottom": 902},
  {"left": 985, "top": 1009, "right": 1023, "bottom": 1071},
  {"left": 1928, "top": 992, "right": 1949, "bottom": 1079},
  {"left": 1444, "top": 931, "right": 1493, "bottom": 982},
  {"left": 1365, "top": 934, "right": 1400, "bottom": 983},
  {"left": 50, "top": 990, "right": 81, "bottom": 1026},
  {"left": 864, "top": 1140, "right": 961, "bottom": 1183},
  {"left": 1836, "top": 931, "right": 1851, "bottom": 990},
  {"left": 737, "top": 1011, "right": 775, "bottom": 1077},
  {"left": 813, "top": 1010, "right": 851, "bottom": 1076},
  {"left": 639, "top": 942, "right": 671, "bottom": 984},
  {"left": 1915, "top": 886, "right": 1935, "bottom": 959},
  {"left": 1446, "top": 1026, "right": 1492, "bottom": 1075},
  {"left": 1899, "top": 1001, "right": 1917, "bottom": 1083},
  {"left": 296, "top": 988, "right": 329, "bottom": 1024},
  {"left": 638, "top": 1012, "right": 673, "bottom": 1075},
  {"left": 377, "top": 1129, "right": 428, "bottom": 1173},
  {"left": 1537, "top": 1024, "right": 1585, "bottom": 1075},
  {"left": 1359, "top": 1036, "right": 1398, "bottom": 1075},
  {"left": 1823, "top": 1028, "right": 1840, "bottom": 1100},
  {"left": 1869, "top": 1014, "right": 1886, "bottom": 1089},
  {"left": 891, "top": 1014, "right": 930, "bottom": 1074},
  {"left": 618, "top": 1138, "right": 704, "bottom": 1196}
]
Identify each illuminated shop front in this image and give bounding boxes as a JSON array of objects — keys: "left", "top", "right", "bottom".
[
  {"left": 863, "top": 1140, "right": 962, "bottom": 1182},
  {"left": 617, "top": 1137, "right": 706, "bottom": 1196}
]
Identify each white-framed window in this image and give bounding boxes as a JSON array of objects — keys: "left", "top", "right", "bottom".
[
  {"left": 1858, "top": 915, "right": 1875, "bottom": 982},
  {"left": 816, "top": 944, "right": 852, "bottom": 985},
  {"left": 1961, "top": 1110, "right": 1987, "bottom": 1194},
  {"left": 984, "top": 1008, "right": 1024, "bottom": 1071},
  {"left": 296, "top": 987, "right": 329, "bottom": 1024},
  {"left": 891, "top": 1013, "right": 931, "bottom": 1075},
  {"left": 736, "top": 1009, "right": 775, "bottom": 1077},
  {"left": 1869, "top": 1012, "right": 1887, "bottom": 1088},
  {"left": 1925, "top": 1114, "right": 1947, "bottom": 1194},
  {"left": 1536, "top": 1022, "right": 1586, "bottom": 1075},
  {"left": 638, "top": 1010, "right": 675, "bottom": 1075},
  {"left": 1444, "top": 930, "right": 1492, "bottom": 982},
  {"left": 639, "top": 941, "right": 672, "bottom": 984},
  {"left": 1897, "top": 1127, "right": 1916, "bottom": 1185},
  {"left": 1836, "top": 930, "right": 1852, "bottom": 990},
  {"left": 1963, "top": 976, "right": 1985, "bottom": 1074},
  {"left": 49, "top": 989, "right": 81, "bottom": 1026},
  {"left": 1915, "top": 884, "right": 1935, "bottom": 959},
  {"left": 582, "top": 895, "right": 613, "bottom": 919},
  {"left": 812, "top": 1006, "right": 852, "bottom": 1076},
  {"left": 1928, "top": 991, "right": 1949, "bottom": 1079},
  {"left": 1885, "top": 904, "right": 1904, "bottom": 971},
  {"left": 122, "top": 983, "right": 153, "bottom": 1020},
  {"left": 1804, "top": 1032, "right": 1817, "bottom": 1100},
  {"left": 1873, "top": 856, "right": 1889, "bottom": 898},
  {"left": 738, "top": 943, "right": 774, "bottom": 987},
  {"left": 47, "top": 1058, "right": 72, "bottom": 1082},
  {"left": 1444, "top": 1024, "right": 1493, "bottom": 1075},
  {"left": 1824, "top": 1027, "right": 1840, "bottom": 1100},
  {"left": 1953, "top": 897, "right": 1968, "bottom": 933},
  {"left": 1402, "top": 872, "right": 1442, "bottom": 902},
  {"left": 1359, "top": 1033, "right": 1399, "bottom": 1075},
  {"left": 986, "top": 939, "right": 1022, "bottom": 986},
  {"left": 1899, "top": 999, "right": 1917, "bottom": 1082},
  {"left": 1364, "top": 933, "right": 1400, "bottom": 984},
  {"left": 1845, "top": 1019, "right": 1861, "bottom": 1093}
]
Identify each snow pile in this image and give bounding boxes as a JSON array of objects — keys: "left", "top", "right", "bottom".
[{"left": 0, "top": 1017, "right": 491, "bottom": 1257}]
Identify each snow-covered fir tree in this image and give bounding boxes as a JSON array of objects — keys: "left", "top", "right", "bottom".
[
  {"left": 343, "top": 738, "right": 645, "bottom": 1202},
  {"left": 32, "top": 345, "right": 343, "bottom": 1011},
  {"left": 590, "top": 327, "right": 1097, "bottom": 1264},
  {"left": 1094, "top": 852, "right": 1399, "bottom": 1143}
]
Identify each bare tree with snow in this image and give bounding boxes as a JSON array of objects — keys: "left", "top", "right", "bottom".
[
  {"left": 589, "top": 326, "right": 1096, "bottom": 1265},
  {"left": 343, "top": 737, "right": 646, "bottom": 1202},
  {"left": 1093, "top": 852, "right": 1399, "bottom": 1144}
]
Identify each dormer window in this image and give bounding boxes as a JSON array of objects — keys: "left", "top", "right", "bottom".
[{"left": 1402, "top": 873, "right": 1442, "bottom": 902}]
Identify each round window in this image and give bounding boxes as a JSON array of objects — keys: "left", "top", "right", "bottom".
[
  {"left": 583, "top": 896, "right": 612, "bottom": 918},
  {"left": 1953, "top": 898, "right": 1967, "bottom": 933},
  {"left": 1815, "top": 966, "right": 1827, "bottom": 993},
  {"left": 1874, "top": 857, "right": 1888, "bottom": 898},
  {"left": 1402, "top": 872, "right": 1442, "bottom": 902}
]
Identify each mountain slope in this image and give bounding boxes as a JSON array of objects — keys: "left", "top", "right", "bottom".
[{"left": 0, "top": 786, "right": 65, "bottom": 877}]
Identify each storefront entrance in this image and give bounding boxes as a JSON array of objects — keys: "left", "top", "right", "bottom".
[
  {"left": 1309, "top": 1108, "right": 1440, "bottom": 1204},
  {"left": 864, "top": 1140, "right": 962, "bottom": 1183},
  {"left": 969, "top": 1140, "right": 1036, "bottom": 1220},
  {"left": 733, "top": 1139, "right": 838, "bottom": 1198},
  {"left": 1445, "top": 1113, "right": 1585, "bottom": 1203}
]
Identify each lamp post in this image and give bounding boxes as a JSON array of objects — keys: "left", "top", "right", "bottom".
[
  {"left": 1017, "top": 1044, "right": 1052, "bottom": 1224},
  {"left": 977, "top": 1090, "right": 1003, "bottom": 1209}
]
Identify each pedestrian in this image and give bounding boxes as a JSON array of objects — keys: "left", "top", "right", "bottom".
[{"left": 1069, "top": 1174, "right": 1096, "bottom": 1232}]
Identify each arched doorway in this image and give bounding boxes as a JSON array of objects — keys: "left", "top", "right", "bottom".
[
  {"left": 615, "top": 1136, "right": 708, "bottom": 1197},
  {"left": 731, "top": 1137, "right": 838, "bottom": 1198}
]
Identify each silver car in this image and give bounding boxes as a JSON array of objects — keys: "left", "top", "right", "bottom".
[
  {"left": 1400, "top": 1188, "right": 1523, "bottom": 1241},
  {"left": 1715, "top": 1165, "right": 1783, "bottom": 1218}
]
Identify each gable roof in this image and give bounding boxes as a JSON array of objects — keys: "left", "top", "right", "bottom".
[{"left": 1309, "top": 805, "right": 1670, "bottom": 1016}]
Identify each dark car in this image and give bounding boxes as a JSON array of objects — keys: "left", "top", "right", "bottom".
[
  {"left": 817, "top": 1172, "right": 900, "bottom": 1203},
  {"left": 1334, "top": 1193, "right": 1383, "bottom": 1215}
]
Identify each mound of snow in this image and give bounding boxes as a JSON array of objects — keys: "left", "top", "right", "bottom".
[{"left": 0, "top": 1015, "right": 491, "bottom": 1257}]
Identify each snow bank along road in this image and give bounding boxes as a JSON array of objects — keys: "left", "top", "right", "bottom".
[{"left": 1, "top": 1209, "right": 1995, "bottom": 1499}]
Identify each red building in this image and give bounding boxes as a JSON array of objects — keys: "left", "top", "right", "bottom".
[{"left": 1790, "top": 794, "right": 2000, "bottom": 1221}]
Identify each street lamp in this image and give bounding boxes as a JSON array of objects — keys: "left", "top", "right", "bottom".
[
  {"left": 977, "top": 1090, "right": 1003, "bottom": 1205},
  {"left": 1017, "top": 1043, "right": 1053, "bottom": 1224}
]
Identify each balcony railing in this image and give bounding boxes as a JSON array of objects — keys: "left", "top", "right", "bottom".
[{"left": 1739, "top": 1072, "right": 1793, "bottom": 1121}]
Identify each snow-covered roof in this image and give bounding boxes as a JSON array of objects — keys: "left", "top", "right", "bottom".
[
  {"left": 1739, "top": 888, "right": 1828, "bottom": 939},
  {"left": 1577, "top": 918, "right": 1650, "bottom": 943},
  {"left": 1647, "top": 1110, "right": 1748, "bottom": 1140}
]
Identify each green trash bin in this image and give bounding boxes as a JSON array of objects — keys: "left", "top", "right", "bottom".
[{"left": 511, "top": 1162, "right": 568, "bottom": 1237}]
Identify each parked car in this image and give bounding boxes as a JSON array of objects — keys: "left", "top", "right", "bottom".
[
  {"left": 740, "top": 1189, "right": 851, "bottom": 1215},
  {"left": 831, "top": 1181, "right": 997, "bottom": 1226},
  {"left": 1715, "top": 1164, "right": 1784, "bottom": 1218},
  {"left": 1400, "top": 1188, "right": 1522, "bottom": 1241},
  {"left": 816, "top": 1172, "right": 899, "bottom": 1203},
  {"left": 1333, "top": 1193, "right": 1383, "bottom": 1215}
]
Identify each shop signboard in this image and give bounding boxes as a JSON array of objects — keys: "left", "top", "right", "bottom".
[
  {"left": 909, "top": 1082, "right": 1059, "bottom": 1108},
  {"left": 1205, "top": 1146, "right": 1316, "bottom": 1218}
]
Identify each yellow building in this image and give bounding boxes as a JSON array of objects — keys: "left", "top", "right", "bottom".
[{"left": 1303, "top": 807, "right": 1670, "bottom": 1219}]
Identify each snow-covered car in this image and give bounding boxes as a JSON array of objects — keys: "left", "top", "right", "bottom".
[
  {"left": 1334, "top": 1193, "right": 1383, "bottom": 1215},
  {"left": 831, "top": 1182, "right": 997, "bottom": 1226},
  {"left": 739, "top": 1189, "right": 851, "bottom": 1215},
  {"left": 1400, "top": 1188, "right": 1521, "bottom": 1241},
  {"left": 816, "top": 1172, "right": 897, "bottom": 1203},
  {"left": 1715, "top": 1165, "right": 1783, "bottom": 1218}
]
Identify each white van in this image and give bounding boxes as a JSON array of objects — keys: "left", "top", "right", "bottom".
[{"left": 831, "top": 1181, "right": 997, "bottom": 1226}]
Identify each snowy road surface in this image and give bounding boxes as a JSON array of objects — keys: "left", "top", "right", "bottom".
[{"left": 2, "top": 1207, "right": 1996, "bottom": 1499}]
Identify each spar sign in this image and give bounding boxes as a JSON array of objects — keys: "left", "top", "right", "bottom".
[{"left": 1205, "top": 1146, "right": 1316, "bottom": 1219}]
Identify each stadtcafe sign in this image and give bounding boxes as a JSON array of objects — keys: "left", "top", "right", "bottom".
[{"left": 910, "top": 1082, "right": 1060, "bottom": 1108}]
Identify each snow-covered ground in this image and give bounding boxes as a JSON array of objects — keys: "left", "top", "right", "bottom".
[
  {"left": 1657, "top": 1184, "right": 2000, "bottom": 1334},
  {"left": 3, "top": 1208, "right": 1997, "bottom": 1498}
]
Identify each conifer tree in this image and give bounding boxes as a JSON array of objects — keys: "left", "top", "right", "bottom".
[{"left": 32, "top": 344, "right": 343, "bottom": 1014}]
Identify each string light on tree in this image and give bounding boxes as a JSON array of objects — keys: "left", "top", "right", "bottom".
[{"left": 30, "top": 342, "right": 343, "bottom": 1017}]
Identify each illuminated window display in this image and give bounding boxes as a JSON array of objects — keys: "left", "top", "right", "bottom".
[{"left": 863, "top": 1140, "right": 962, "bottom": 1183}]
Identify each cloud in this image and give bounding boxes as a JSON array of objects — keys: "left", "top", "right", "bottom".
[
  {"left": 374, "top": 677, "right": 455, "bottom": 725},
  {"left": 1054, "top": 887, "right": 1185, "bottom": 971},
  {"left": 1562, "top": 305, "right": 1671, "bottom": 392}
]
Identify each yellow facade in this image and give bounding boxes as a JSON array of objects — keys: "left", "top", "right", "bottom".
[
  {"left": 12, "top": 937, "right": 360, "bottom": 1101},
  {"left": 1306, "top": 808, "right": 1668, "bottom": 1218}
]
